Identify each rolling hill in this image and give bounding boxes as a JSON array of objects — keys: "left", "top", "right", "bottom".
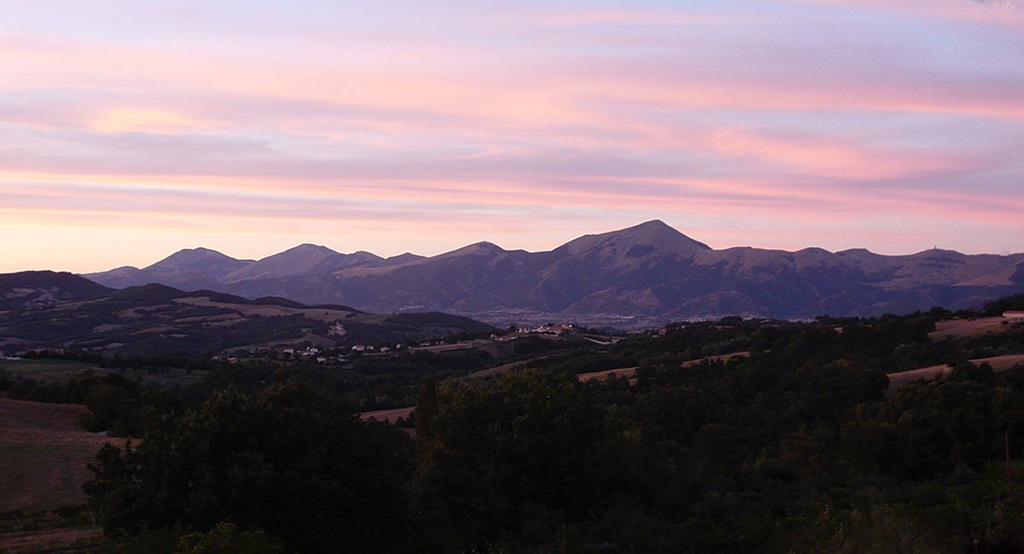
[{"left": 0, "top": 273, "right": 495, "bottom": 356}]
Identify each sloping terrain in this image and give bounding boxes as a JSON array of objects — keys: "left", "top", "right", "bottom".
[
  {"left": 84, "top": 220, "right": 1024, "bottom": 327},
  {"left": 0, "top": 275, "right": 496, "bottom": 356},
  {"left": 0, "top": 398, "right": 117, "bottom": 552},
  {"left": 0, "top": 271, "right": 112, "bottom": 311},
  {"left": 0, "top": 398, "right": 111, "bottom": 513},
  {"left": 886, "top": 314, "right": 1024, "bottom": 388}
]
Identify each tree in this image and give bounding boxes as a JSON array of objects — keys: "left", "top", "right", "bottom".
[
  {"left": 174, "top": 522, "right": 285, "bottom": 554},
  {"left": 85, "top": 383, "right": 413, "bottom": 554},
  {"left": 416, "top": 370, "right": 608, "bottom": 548},
  {"left": 415, "top": 376, "right": 438, "bottom": 443}
]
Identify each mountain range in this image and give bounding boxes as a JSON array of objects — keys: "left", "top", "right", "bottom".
[
  {"left": 0, "top": 272, "right": 495, "bottom": 356},
  {"left": 83, "top": 220, "right": 1024, "bottom": 327}
]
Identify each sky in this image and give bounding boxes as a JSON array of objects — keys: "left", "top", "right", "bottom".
[{"left": 1, "top": 0, "right": 1022, "bottom": 273}]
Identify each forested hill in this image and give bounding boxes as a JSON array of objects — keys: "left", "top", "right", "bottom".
[{"left": 9, "top": 294, "right": 1018, "bottom": 552}]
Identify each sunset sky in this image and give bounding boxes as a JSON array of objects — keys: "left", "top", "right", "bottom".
[{"left": 2, "top": 0, "right": 1022, "bottom": 273}]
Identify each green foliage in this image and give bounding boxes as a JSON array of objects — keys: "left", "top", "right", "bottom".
[
  {"left": 416, "top": 370, "right": 610, "bottom": 549},
  {"left": 985, "top": 294, "right": 1024, "bottom": 315},
  {"left": 174, "top": 522, "right": 285, "bottom": 554},
  {"left": 75, "top": 296, "right": 1024, "bottom": 552},
  {"left": 6, "top": 370, "right": 186, "bottom": 436},
  {"left": 85, "top": 384, "right": 413, "bottom": 553}
]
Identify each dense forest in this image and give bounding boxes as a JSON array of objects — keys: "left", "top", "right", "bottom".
[{"left": 4, "top": 295, "right": 1024, "bottom": 552}]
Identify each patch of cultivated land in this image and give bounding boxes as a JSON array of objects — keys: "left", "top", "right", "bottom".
[
  {"left": 0, "top": 398, "right": 117, "bottom": 552},
  {"left": 467, "top": 358, "right": 540, "bottom": 379},
  {"left": 0, "top": 398, "right": 113, "bottom": 512},
  {"left": 887, "top": 317, "right": 1024, "bottom": 389},
  {"left": 681, "top": 351, "right": 750, "bottom": 367},
  {"left": 173, "top": 296, "right": 354, "bottom": 321},
  {"left": 578, "top": 367, "right": 638, "bottom": 383},
  {"left": 0, "top": 526, "right": 103, "bottom": 553},
  {"left": 0, "top": 358, "right": 99, "bottom": 382},
  {"left": 929, "top": 316, "right": 1016, "bottom": 339},
  {"left": 367, "top": 351, "right": 753, "bottom": 423},
  {"left": 888, "top": 354, "right": 1024, "bottom": 390},
  {"left": 576, "top": 352, "right": 750, "bottom": 383},
  {"left": 360, "top": 406, "right": 415, "bottom": 424},
  {"left": 0, "top": 358, "right": 206, "bottom": 388},
  {"left": 411, "top": 341, "right": 476, "bottom": 353}
]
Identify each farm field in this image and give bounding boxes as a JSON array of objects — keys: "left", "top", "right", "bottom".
[
  {"left": 0, "top": 358, "right": 98, "bottom": 382},
  {"left": 0, "top": 398, "right": 116, "bottom": 552},
  {"left": 888, "top": 354, "right": 1024, "bottom": 390},
  {"left": 929, "top": 316, "right": 1017, "bottom": 339}
]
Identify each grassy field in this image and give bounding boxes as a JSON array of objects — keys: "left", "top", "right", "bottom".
[
  {"left": 0, "top": 358, "right": 99, "bottom": 382},
  {"left": 360, "top": 406, "right": 415, "bottom": 424},
  {"left": 888, "top": 354, "right": 1024, "bottom": 390},
  {"left": 0, "top": 398, "right": 113, "bottom": 512},
  {"left": 886, "top": 316, "right": 1024, "bottom": 389},
  {"left": 929, "top": 316, "right": 1016, "bottom": 339},
  {"left": 0, "top": 398, "right": 118, "bottom": 552}
]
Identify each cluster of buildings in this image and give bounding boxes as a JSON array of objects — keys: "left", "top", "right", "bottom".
[{"left": 515, "top": 323, "right": 576, "bottom": 336}]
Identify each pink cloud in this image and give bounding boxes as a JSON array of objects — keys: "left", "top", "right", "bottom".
[{"left": 0, "top": 0, "right": 1021, "bottom": 270}]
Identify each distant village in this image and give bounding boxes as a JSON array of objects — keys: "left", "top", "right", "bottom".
[{"left": 204, "top": 320, "right": 612, "bottom": 366}]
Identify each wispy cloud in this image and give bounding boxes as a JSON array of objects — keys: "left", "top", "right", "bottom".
[{"left": 0, "top": 0, "right": 1021, "bottom": 272}]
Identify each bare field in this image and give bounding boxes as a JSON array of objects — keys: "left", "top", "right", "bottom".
[
  {"left": 576, "top": 352, "right": 750, "bottom": 383},
  {"left": 173, "top": 296, "right": 353, "bottom": 321},
  {"left": 411, "top": 341, "right": 476, "bottom": 354},
  {"left": 577, "top": 367, "right": 638, "bottom": 383},
  {"left": 929, "top": 317, "right": 1015, "bottom": 340},
  {"left": 0, "top": 398, "right": 118, "bottom": 552},
  {"left": 681, "top": 351, "right": 750, "bottom": 367},
  {"left": 0, "top": 526, "right": 103, "bottom": 553},
  {"left": 0, "top": 358, "right": 99, "bottom": 382},
  {"left": 888, "top": 354, "right": 1024, "bottom": 390},
  {"left": 360, "top": 406, "right": 415, "bottom": 424},
  {"left": 0, "top": 398, "right": 115, "bottom": 513}
]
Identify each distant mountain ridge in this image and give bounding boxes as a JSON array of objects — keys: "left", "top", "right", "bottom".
[
  {"left": 83, "top": 220, "right": 1024, "bottom": 327},
  {"left": 0, "top": 272, "right": 495, "bottom": 356},
  {"left": 0, "top": 271, "right": 112, "bottom": 311}
]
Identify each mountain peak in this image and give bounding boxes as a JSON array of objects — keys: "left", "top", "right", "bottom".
[
  {"left": 622, "top": 220, "right": 710, "bottom": 247},
  {"left": 439, "top": 241, "right": 507, "bottom": 258},
  {"left": 222, "top": 243, "right": 351, "bottom": 283},
  {"left": 156, "top": 247, "right": 239, "bottom": 268},
  {"left": 285, "top": 243, "right": 340, "bottom": 256},
  {"left": 557, "top": 220, "right": 711, "bottom": 257},
  {"left": 634, "top": 219, "right": 672, "bottom": 230}
]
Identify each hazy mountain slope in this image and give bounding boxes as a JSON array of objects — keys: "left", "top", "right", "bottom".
[
  {"left": 220, "top": 244, "right": 382, "bottom": 283},
  {"left": 0, "top": 271, "right": 113, "bottom": 311},
  {"left": 81, "top": 220, "right": 1024, "bottom": 327},
  {"left": 85, "top": 248, "right": 254, "bottom": 290},
  {"left": 0, "top": 283, "right": 496, "bottom": 356}
]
